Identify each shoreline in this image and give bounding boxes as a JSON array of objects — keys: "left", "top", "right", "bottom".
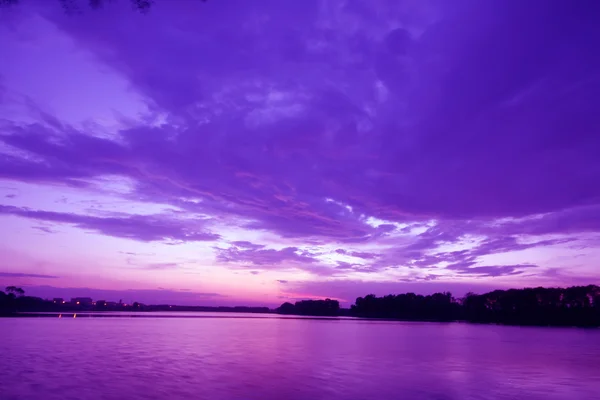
[{"left": 3, "top": 311, "right": 598, "bottom": 328}]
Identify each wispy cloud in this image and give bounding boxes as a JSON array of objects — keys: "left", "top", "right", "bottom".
[
  {"left": 216, "top": 245, "right": 318, "bottom": 268},
  {"left": 0, "top": 205, "right": 219, "bottom": 243},
  {"left": 142, "top": 262, "right": 180, "bottom": 270},
  {"left": 0, "top": 272, "right": 59, "bottom": 279},
  {"left": 31, "top": 226, "right": 57, "bottom": 234}
]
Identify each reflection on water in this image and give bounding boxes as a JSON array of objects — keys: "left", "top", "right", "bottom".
[
  {"left": 1, "top": 314, "right": 599, "bottom": 400},
  {"left": 17, "top": 311, "right": 350, "bottom": 319}
]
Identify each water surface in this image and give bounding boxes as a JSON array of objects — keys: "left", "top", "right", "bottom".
[{"left": 1, "top": 313, "right": 599, "bottom": 399}]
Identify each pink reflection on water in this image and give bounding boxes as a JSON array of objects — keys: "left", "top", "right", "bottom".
[{"left": 1, "top": 316, "right": 599, "bottom": 399}]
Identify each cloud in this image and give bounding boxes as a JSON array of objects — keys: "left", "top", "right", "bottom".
[
  {"left": 468, "top": 236, "right": 572, "bottom": 257},
  {"left": 0, "top": 0, "right": 595, "bottom": 245},
  {"left": 231, "top": 241, "right": 265, "bottom": 250},
  {"left": 142, "top": 262, "right": 180, "bottom": 270},
  {"left": 335, "top": 249, "right": 380, "bottom": 259},
  {"left": 349, "top": 251, "right": 380, "bottom": 260},
  {"left": 345, "top": 223, "right": 568, "bottom": 278},
  {"left": 215, "top": 244, "right": 353, "bottom": 276},
  {"left": 494, "top": 205, "right": 600, "bottom": 237},
  {"left": 216, "top": 246, "right": 318, "bottom": 268},
  {"left": 335, "top": 261, "right": 359, "bottom": 270},
  {"left": 0, "top": 272, "right": 59, "bottom": 279},
  {"left": 446, "top": 263, "right": 538, "bottom": 277},
  {"left": 0, "top": 119, "right": 393, "bottom": 242},
  {"left": 0, "top": 205, "right": 219, "bottom": 243},
  {"left": 398, "top": 273, "right": 441, "bottom": 283},
  {"left": 32, "top": 226, "right": 57, "bottom": 234}
]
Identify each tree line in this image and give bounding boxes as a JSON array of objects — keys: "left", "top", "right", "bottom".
[
  {"left": 276, "top": 298, "right": 342, "bottom": 317},
  {"left": 3, "top": 284, "right": 600, "bottom": 326},
  {"left": 275, "top": 285, "right": 600, "bottom": 327},
  {"left": 0, "top": 286, "right": 58, "bottom": 315},
  {"left": 461, "top": 285, "right": 600, "bottom": 327},
  {"left": 0, "top": 286, "right": 271, "bottom": 315}
]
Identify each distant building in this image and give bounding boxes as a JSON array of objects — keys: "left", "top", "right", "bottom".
[{"left": 71, "top": 297, "right": 93, "bottom": 306}]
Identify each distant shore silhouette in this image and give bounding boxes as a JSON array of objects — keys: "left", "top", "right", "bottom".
[{"left": 2, "top": 285, "right": 599, "bottom": 327}]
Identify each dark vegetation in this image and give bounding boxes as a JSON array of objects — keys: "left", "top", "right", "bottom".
[
  {"left": 0, "top": 287, "right": 269, "bottom": 315},
  {"left": 276, "top": 299, "right": 342, "bottom": 317},
  {"left": 461, "top": 286, "right": 600, "bottom": 327},
  {"left": 345, "top": 285, "right": 600, "bottom": 327},
  {"left": 274, "top": 285, "right": 600, "bottom": 327},
  {"left": 1, "top": 286, "right": 57, "bottom": 315},
  {"left": 3, "top": 285, "right": 599, "bottom": 327},
  {"left": 350, "top": 292, "right": 460, "bottom": 321}
]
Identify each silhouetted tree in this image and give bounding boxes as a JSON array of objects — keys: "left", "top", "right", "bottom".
[
  {"left": 276, "top": 302, "right": 296, "bottom": 315},
  {"left": 460, "top": 285, "right": 600, "bottom": 327},
  {"left": 0, "top": 290, "right": 15, "bottom": 314},
  {"left": 351, "top": 291, "right": 461, "bottom": 321},
  {"left": 350, "top": 286, "right": 600, "bottom": 327},
  {"left": 276, "top": 299, "right": 340, "bottom": 316},
  {"left": 5, "top": 286, "right": 25, "bottom": 297}
]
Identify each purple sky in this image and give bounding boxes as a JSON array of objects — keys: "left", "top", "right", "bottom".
[{"left": 0, "top": 0, "right": 599, "bottom": 306}]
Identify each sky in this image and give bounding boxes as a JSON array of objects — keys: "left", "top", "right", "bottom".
[{"left": 0, "top": 0, "right": 599, "bottom": 307}]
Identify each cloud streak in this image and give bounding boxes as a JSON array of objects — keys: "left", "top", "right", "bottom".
[
  {"left": 216, "top": 245, "right": 318, "bottom": 268},
  {"left": 0, "top": 272, "right": 59, "bottom": 279},
  {"left": 0, "top": 205, "right": 219, "bottom": 243},
  {"left": 446, "top": 263, "right": 538, "bottom": 278}
]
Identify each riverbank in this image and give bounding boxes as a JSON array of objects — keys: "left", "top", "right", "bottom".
[{"left": 3, "top": 284, "right": 599, "bottom": 327}]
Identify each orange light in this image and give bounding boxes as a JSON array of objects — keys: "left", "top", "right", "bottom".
[
  {"left": 73, "top": 314, "right": 77, "bottom": 318},
  {"left": 76, "top": 301, "right": 80, "bottom": 305},
  {"left": 58, "top": 314, "right": 62, "bottom": 318},
  {"left": 62, "top": 301, "right": 66, "bottom": 304}
]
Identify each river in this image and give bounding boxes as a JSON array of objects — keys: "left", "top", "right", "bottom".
[{"left": 1, "top": 313, "right": 599, "bottom": 399}]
